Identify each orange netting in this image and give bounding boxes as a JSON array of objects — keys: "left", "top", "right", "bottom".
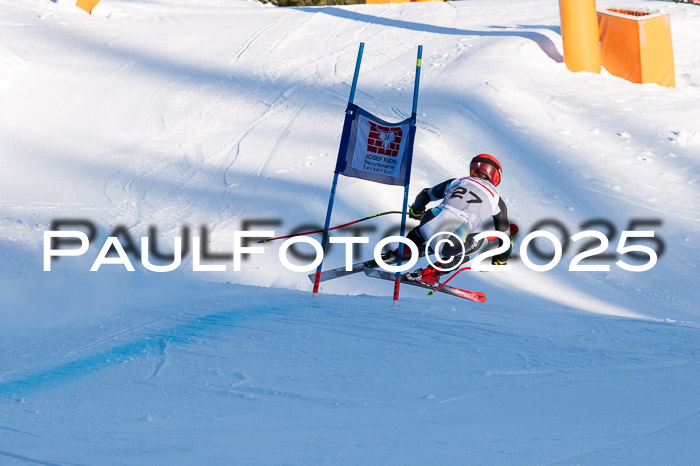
[{"left": 606, "top": 8, "right": 653, "bottom": 17}]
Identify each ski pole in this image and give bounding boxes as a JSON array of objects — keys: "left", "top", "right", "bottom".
[{"left": 257, "top": 211, "right": 403, "bottom": 244}]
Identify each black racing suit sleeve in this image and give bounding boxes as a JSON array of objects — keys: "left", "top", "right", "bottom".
[
  {"left": 411, "top": 179, "right": 455, "bottom": 212},
  {"left": 493, "top": 197, "right": 513, "bottom": 263}
]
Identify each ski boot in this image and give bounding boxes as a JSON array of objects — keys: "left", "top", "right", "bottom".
[
  {"left": 464, "top": 233, "right": 485, "bottom": 255},
  {"left": 384, "top": 243, "right": 424, "bottom": 264},
  {"left": 404, "top": 265, "right": 443, "bottom": 287}
]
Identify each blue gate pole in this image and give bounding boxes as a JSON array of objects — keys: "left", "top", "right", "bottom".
[
  {"left": 313, "top": 42, "right": 365, "bottom": 295},
  {"left": 392, "top": 45, "right": 423, "bottom": 304}
]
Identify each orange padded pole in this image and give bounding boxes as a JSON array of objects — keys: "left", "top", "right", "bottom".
[{"left": 559, "top": 0, "right": 601, "bottom": 73}]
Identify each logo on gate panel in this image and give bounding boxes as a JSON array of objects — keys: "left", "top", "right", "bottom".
[{"left": 368, "top": 122, "right": 403, "bottom": 157}]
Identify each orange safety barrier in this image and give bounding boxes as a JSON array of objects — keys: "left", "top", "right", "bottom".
[
  {"left": 76, "top": 0, "right": 101, "bottom": 14},
  {"left": 598, "top": 8, "right": 675, "bottom": 87},
  {"left": 559, "top": 0, "right": 601, "bottom": 73}
]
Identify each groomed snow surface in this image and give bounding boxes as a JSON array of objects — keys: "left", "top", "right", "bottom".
[{"left": 1, "top": 0, "right": 700, "bottom": 463}]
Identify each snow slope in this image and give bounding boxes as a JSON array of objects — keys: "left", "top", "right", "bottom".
[{"left": 1, "top": 0, "right": 700, "bottom": 463}]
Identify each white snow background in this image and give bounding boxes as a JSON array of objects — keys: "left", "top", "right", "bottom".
[{"left": 1, "top": 0, "right": 700, "bottom": 463}]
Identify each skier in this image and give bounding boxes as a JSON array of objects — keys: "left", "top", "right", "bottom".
[{"left": 390, "top": 153, "right": 513, "bottom": 286}]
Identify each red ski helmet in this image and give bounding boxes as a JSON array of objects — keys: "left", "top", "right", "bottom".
[{"left": 470, "top": 153, "right": 502, "bottom": 186}]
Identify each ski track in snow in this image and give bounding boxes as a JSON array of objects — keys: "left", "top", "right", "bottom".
[
  {"left": 254, "top": 102, "right": 305, "bottom": 184},
  {"left": 233, "top": 11, "right": 294, "bottom": 64},
  {"left": 221, "top": 83, "right": 304, "bottom": 187},
  {"left": 149, "top": 340, "right": 169, "bottom": 379},
  {"left": 0, "top": 449, "right": 62, "bottom": 466}
]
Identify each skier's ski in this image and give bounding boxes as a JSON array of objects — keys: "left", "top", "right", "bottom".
[
  {"left": 308, "top": 256, "right": 388, "bottom": 283},
  {"left": 307, "top": 251, "right": 423, "bottom": 283},
  {"left": 364, "top": 268, "right": 486, "bottom": 303},
  {"left": 309, "top": 223, "right": 518, "bottom": 284}
]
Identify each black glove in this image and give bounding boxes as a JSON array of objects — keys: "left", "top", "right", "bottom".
[{"left": 408, "top": 206, "right": 425, "bottom": 220}]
